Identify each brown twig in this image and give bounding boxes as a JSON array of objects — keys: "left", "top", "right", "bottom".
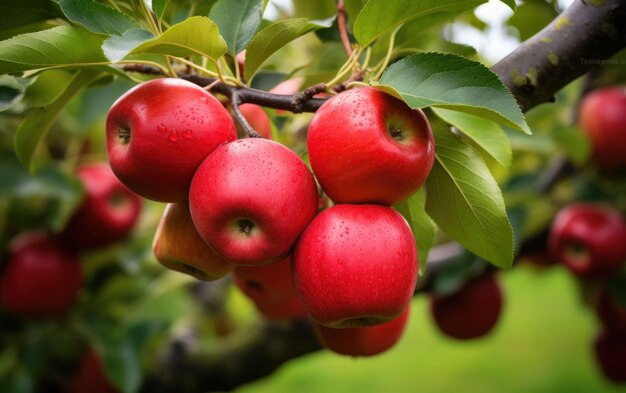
[{"left": 337, "top": 0, "right": 353, "bottom": 58}]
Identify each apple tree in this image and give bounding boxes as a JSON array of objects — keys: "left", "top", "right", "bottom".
[{"left": 0, "top": 0, "right": 626, "bottom": 392}]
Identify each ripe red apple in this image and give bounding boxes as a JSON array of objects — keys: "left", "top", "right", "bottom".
[
  {"left": 596, "top": 288, "right": 626, "bottom": 336},
  {"left": 189, "top": 138, "right": 318, "bottom": 266},
  {"left": 65, "top": 349, "right": 119, "bottom": 393},
  {"left": 106, "top": 78, "right": 237, "bottom": 202},
  {"left": 549, "top": 203, "right": 626, "bottom": 277},
  {"left": 0, "top": 232, "right": 82, "bottom": 318},
  {"left": 233, "top": 257, "right": 307, "bottom": 320},
  {"left": 293, "top": 204, "right": 417, "bottom": 328},
  {"left": 314, "top": 305, "right": 410, "bottom": 357},
  {"left": 60, "top": 163, "right": 142, "bottom": 252},
  {"left": 579, "top": 86, "right": 626, "bottom": 170},
  {"left": 430, "top": 273, "right": 503, "bottom": 340},
  {"left": 152, "top": 202, "right": 233, "bottom": 281},
  {"left": 594, "top": 331, "right": 626, "bottom": 383},
  {"left": 307, "top": 87, "right": 435, "bottom": 205},
  {"left": 239, "top": 104, "right": 272, "bottom": 139}
]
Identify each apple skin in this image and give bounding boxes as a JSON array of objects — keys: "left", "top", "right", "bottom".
[
  {"left": 106, "top": 78, "right": 237, "bottom": 202},
  {"left": 596, "top": 289, "right": 626, "bottom": 336},
  {"left": 153, "top": 202, "right": 233, "bottom": 281},
  {"left": 239, "top": 104, "right": 272, "bottom": 139},
  {"left": 307, "top": 87, "right": 435, "bottom": 205},
  {"left": 65, "top": 349, "right": 119, "bottom": 393},
  {"left": 293, "top": 204, "right": 417, "bottom": 328},
  {"left": 594, "top": 331, "right": 626, "bottom": 383},
  {"left": 579, "top": 86, "right": 626, "bottom": 170},
  {"left": 430, "top": 273, "right": 503, "bottom": 340},
  {"left": 314, "top": 305, "right": 410, "bottom": 357},
  {"left": 189, "top": 138, "right": 318, "bottom": 266},
  {"left": 0, "top": 232, "right": 82, "bottom": 318},
  {"left": 232, "top": 256, "right": 307, "bottom": 320},
  {"left": 60, "top": 163, "right": 142, "bottom": 252},
  {"left": 549, "top": 203, "right": 626, "bottom": 277}
]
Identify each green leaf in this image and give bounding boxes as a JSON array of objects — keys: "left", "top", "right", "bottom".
[
  {"left": 0, "top": 25, "right": 106, "bottom": 74},
  {"left": 353, "top": 0, "right": 486, "bottom": 48},
  {"left": 53, "top": 0, "right": 140, "bottom": 36},
  {"left": 102, "top": 28, "right": 154, "bottom": 62},
  {"left": 14, "top": 70, "right": 103, "bottom": 171},
  {"left": 425, "top": 124, "right": 513, "bottom": 268},
  {"left": 394, "top": 189, "right": 436, "bottom": 275},
  {"left": 244, "top": 17, "right": 333, "bottom": 82},
  {"left": 549, "top": 125, "right": 590, "bottom": 166},
  {"left": 0, "top": 75, "right": 32, "bottom": 112},
  {"left": 433, "top": 107, "right": 512, "bottom": 167},
  {"left": 0, "top": 0, "right": 62, "bottom": 31},
  {"left": 380, "top": 52, "right": 530, "bottom": 134},
  {"left": 0, "top": 152, "right": 84, "bottom": 231},
  {"left": 130, "top": 16, "right": 227, "bottom": 59},
  {"left": 506, "top": 0, "right": 556, "bottom": 41},
  {"left": 152, "top": 0, "right": 169, "bottom": 20},
  {"left": 209, "top": 0, "right": 264, "bottom": 55},
  {"left": 100, "top": 344, "right": 142, "bottom": 393}
]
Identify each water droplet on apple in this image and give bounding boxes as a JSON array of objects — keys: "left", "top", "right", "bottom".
[{"left": 169, "top": 131, "right": 178, "bottom": 142}]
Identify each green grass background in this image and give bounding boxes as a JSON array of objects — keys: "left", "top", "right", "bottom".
[{"left": 236, "top": 264, "right": 626, "bottom": 393}]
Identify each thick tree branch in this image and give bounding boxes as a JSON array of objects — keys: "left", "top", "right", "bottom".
[{"left": 492, "top": 0, "right": 626, "bottom": 112}]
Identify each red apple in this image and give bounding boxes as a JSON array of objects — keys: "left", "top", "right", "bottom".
[
  {"left": 106, "top": 78, "right": 237, "bottom": 202},
  {"left": 0, "top": 232, "right": 82, "bottom": 318},
  {"left": 430, "top": 273, "right": 503, "bottom": 340},
  {"left": 549, "top": 203, "right": 626, "bottom": 277},
  {"left": 189, "top": 138, "right": 318, "bottom": 266},
  {"left": 239, "top": 104, "right": 272, "bottom": 139},
  {"left": 594, "top": 331, "right": 626, "bottom": 383},
  {"left": 65, "top": 349, "right": 118, "bottom": 393},
  {"left": 579, "top": 86, "right": 626, "bottom": 170},
  {"left": 293, "top": 204, "right": 417, "bottom": 328},
  {"left": 233, "top": 256, "right": 307, "bottom": 320},
  {"left": 314, "top": 305, "right": 410, "bottom": 357},
  {"left": 307, "top": 87, "right": 435, "bottom": 205},
  {"left": 60, "top": 163, "right": 142, "bottom": 252},
  {"left": 153, "top": 202, "right": 233, "bottom": 281},
  {"left": 596, "top": 288, "right": 626, "bottom": 336}
]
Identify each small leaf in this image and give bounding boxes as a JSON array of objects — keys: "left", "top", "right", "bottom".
[
  {"left": 0, "top": 0, "right": 62, "bottom": 31},
  {"left": 100, "top": 344, "right": 142, "bottom": 393},
  {"left": 209, "top": 0, "right": 264, "bottom": 55},
  {"left": 244, "top": 17, "right": 334, "bottom": 82},
  {"left": 394, "top": 189, "right": 436, "bottom": 275},
  {"left": 433, "top": 107, "right": 512, "bottom": 167},
  {"left": 131, "top": 16, "right": 227, "bottom": 59},
  {"left": 380, "top": 52, "right": 530, "bottom": 134},
  {"left": 14, "top": 70, "right": 104, "bottom": 171},
  {"left": 506, "top": 0, "right": 556, "bottom": 41},
  {"left": 0, "top": 26, "right": 107, "bottom": 74},
  {"left": 53, "top": 0, "right": 140, "bottom": 36},
  {"left": 425, "top": 123, "right": 513, "bottom": 268},
  {"left": 0, "top": 75, "right": 32, "bottom": 112},
  {"left": 353, "top": 0, "right": 486, "bottom": 48},
  {"left": 102, "top": 28, "right": 154, "bottom": 62}
]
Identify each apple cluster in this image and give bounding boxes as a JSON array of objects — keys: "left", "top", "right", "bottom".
[
  {"left": 0, "top": 163, "right": 142, "bottom": 318},
  {"left": 105, "top": 78, "right": 436, "bottom": 356}
]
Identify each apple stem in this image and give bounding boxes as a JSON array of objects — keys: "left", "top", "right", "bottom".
[
  {"left": 230, "top": 93, "right": 262, "bottom": 138},
  {"left": 336, "top": 1, "right": 353, "bottom": 59}
]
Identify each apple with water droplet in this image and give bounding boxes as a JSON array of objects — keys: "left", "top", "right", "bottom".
[
  {"left": 293, "top": 204, "right": 417, "bottom": 328},
  {"left": 0, "top": 232, "right": 82, "bottom": 318},
  {"left": 106, "top": 78, "right": 237, "bottom": 202},
  {"left": 314, "top": 305, "right": 410, "bottom": 357},
  {"left": 189, "top": 138, "right": 318, "bottom": 265},
  {"left": 549, "top": 203, "right": 626, "bottom": 277},
  {"left": 153, "top": 202, "right": 233, "bottom": 281},
  {"left": 307, "top": 87, "right": 435, "bottom": 205},
  {"left": 60, "top": 163, "right": 142, "bottom": 252}
]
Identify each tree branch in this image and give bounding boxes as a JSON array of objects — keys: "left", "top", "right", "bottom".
[{"left": 492, "top": 0, "right": 626, "bottom": 112}]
